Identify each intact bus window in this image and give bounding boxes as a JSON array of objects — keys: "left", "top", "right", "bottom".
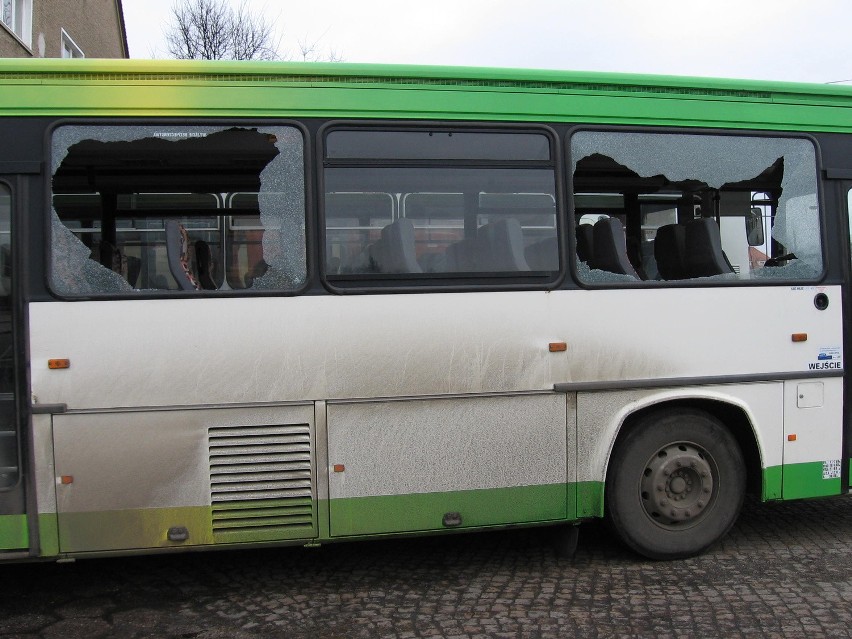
[
  {"left": 324, "top": 168, "right": 558, "bottom": 276},
  {"left": 50, "top": 125, "right": 306, "bottom": 295},
  {"left": 327, "top": 130, "right": 551, "bottom": 161},
  {"left": 325, "top": 192, "right": 394, "bottom": 275},
  {"left": 570, "top": 131, "right": 821, "bottom": 284},
  {"left": 323, "top": 127, "right": 559, "bottom": 282}
]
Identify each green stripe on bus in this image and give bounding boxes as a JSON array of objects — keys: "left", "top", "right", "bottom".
[
  {"left": 782, "top": 461, "right": 842, "bottom": 500},
  {"left": 576, "top": 481, "right": 604, "bottom": 518},
  {"left": 38, "top": 513, "right": 59, "bottom": 557},
  {"left": 762, "top": 465, "right": 783, "bottom": 501},
  {"left": 23, "top": 460, "right": 845, "bottom": 557},
  {"left": 328, "top": 483, "right": 570, "bottom": 537},
  {"left": 0, "top": 514, "right": 27, "bottom": 550}
]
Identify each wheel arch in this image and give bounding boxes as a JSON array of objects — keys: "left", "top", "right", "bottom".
[{"left": 608, "top": 396, "right": 763, "bottom": 499}]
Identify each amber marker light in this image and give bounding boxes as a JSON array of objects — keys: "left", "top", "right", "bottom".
[
  {"left": 48, "top": 359, "right": 71, "bottom": 369},
  {"left": 791, "top": 333, "right": 808, "bottom": 342},
  {"left": 60, "top": 476, "right": 74, "bottom": 484},
  {"left": 549, "top": 342, "right": 568, "bottom": 352},
  {"left": 333, "top": 464, "right": 345, "bottom": 473},
  {"left": 787, "top": 434, "right": 797, "bottom": 442}
]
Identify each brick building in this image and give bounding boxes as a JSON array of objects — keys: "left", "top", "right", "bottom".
[{"left": 1, "top": 0, "right": 127, "bottom": 58}]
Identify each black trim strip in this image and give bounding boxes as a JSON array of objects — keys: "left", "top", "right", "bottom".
[
  {"left": 31, "top": 403, "right": 68, "bottom": 415},
  {"left": 0, "top": 162, "right": 41, "bottom": 174},
  {"left": 553, "top": 369, "right": 844, "bottom": 393},
  {"left": 825, "top": 168, "right": 852, "bottom": 180}
]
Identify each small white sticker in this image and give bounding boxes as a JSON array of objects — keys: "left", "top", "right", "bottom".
[
  {"left": 822, "top": 460, "right": 842, "bottom": 480},
  {"left": 809, "top": 346, "right": 843, "bottom": 371},
  {"left": 818, "top": 346, "right": 841, "bottom": 362}
]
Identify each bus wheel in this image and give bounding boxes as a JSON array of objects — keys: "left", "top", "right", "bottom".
[{"left": 605, "top": 409, "right": 745, "bottom": 560}]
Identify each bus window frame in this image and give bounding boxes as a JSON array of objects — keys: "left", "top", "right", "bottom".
[
  {"left": 317, "top": 120, "right": 567, "bottom": 294},
  {"left": 565, "top": 125, "right": 828, "bottom": 289},
  {"left": 44, "top": 118, "right": 315, "bottom": 301},
  {"left": 0, "top": 177, "right": 23, "bottom": 498}
]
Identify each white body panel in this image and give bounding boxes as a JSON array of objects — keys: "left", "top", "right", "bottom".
[
  {"left": 28, "top": 284, "right": 844, "bottom": 536},
  {"left": 576, "top": 383, "right": 785, "bottom": 485},
  {"left": 783, "top": 378, "right": 844, "bottom": 469},
  {"left": 29, "top": 286, "right": 842, "bottom": 409},
  {"left": 52, "top": 404, "right": 315, "bottom": 513},
  {"left": 327, "top": 393, "right": 569, "bottom": 499}
]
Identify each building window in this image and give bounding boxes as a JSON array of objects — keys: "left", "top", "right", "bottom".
[
  {"left": 1, "top": 0, "right": 32, "bottom": 47},
  {"left": 60, "top": 29, "right": 84, "bottom": 58}
]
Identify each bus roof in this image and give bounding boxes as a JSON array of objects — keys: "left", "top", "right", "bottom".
[{"left": 1, "top": 58, "right": 850, "bottom": 132}]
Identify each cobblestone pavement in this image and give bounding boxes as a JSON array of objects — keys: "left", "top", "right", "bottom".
[{"left": 0, "top": 496, "right": 850, "bottom": 638}]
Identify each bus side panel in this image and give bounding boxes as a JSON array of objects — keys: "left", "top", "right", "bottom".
[
  {"left": 782, "top": 378, "right": 844, "bottom": 499},
  {"left": 28, "top": 288, "right": 839, "bottom": 411},
  {"left": 52, "top": 405, "right": 316, "bottom": 553},
  {"left": 0, "top": 515, "right": 27, "bottom": 550},
  {"left": 326, "top": 393, "right": 571, "bottom": 537},
  {"left": 32, "top": 413, "right": 60, "bottom": 557}
]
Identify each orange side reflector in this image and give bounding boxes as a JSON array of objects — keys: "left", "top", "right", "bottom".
[
  {"left": 333, "top": 464, "right": 345, "bottom": 473},
  {"left": 549, "top": 342, "right": 568, "bottom": 353},
  {"left": 60, "top": 475, "right": 74, "bottom": 485},
  {"left": 791, "top": 333, "right": 808, "bottom": 343},
  {"left": 48, "top": 359, "right": 71, "bottom": 369},
  {"left": 787, "top": 434, "right": 797, "bottom": 442}
]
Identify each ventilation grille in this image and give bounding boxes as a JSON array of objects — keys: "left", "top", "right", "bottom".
[
  {"left": 0, "top": 72, "right": 775, "bottom": 100},
  {"left": 209, "top": 423, "right": 315, "bottom": 543}
]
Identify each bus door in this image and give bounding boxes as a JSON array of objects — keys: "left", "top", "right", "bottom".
[{"left": 0, "top": 180, "right": 26, "bottom": 554}]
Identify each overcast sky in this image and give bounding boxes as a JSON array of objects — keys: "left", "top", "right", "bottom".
[{"left": 122, "top": 0, "right": 852, "bottom": 84}]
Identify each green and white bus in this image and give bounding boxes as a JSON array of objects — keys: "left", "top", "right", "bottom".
[{"left": 0, "top": 58, "right": 849, "bottom": 561}]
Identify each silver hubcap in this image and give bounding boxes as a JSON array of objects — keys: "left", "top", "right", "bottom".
[{"left": 640, "top": 442, "right": 715, "bottom": 528}]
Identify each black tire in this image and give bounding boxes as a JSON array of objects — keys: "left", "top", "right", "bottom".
[{"left": 605, "top": 408, "right": 746, "bottom": 560}]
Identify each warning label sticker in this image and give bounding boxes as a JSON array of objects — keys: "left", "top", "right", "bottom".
[{"left": 823, "top": 460, "right": 842, "bottom": 480}]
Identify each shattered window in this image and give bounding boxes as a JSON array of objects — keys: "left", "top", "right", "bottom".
[
  {"left": 50, "top": 125, "right": 306, "bottom": 295},
  {"left": 570, "top": 131, "right": 822, "bottom": 284}
]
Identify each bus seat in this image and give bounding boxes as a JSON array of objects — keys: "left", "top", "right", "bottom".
[
  {"left": 373, "top": 219, "right": 422, "bottom": 273},
  {"left": 524, "top": 236, "right": 559, "bottom": 271},
  {"left": 194, "top": 240, "right": 217, "bottom": 290},
  {"left": 444, "top": 238, "right": 478, "bottom": 272},
  {"left": 685, "top": 218, "right": 734, "bottom": 278},
  {"left": 98, "top": 239, "right": 139, "bottom": 286},
  {"left": 126, "top": 256, "right": 141, "bottom": 287},
  {"left": 654, "top": 224, "right": 687, "bottom": 280},
  {"left": 244, "top": 258, "right": 268, "bottom": 287},
  {"left": 165, "top": 220, "right": 200, "bottom": 290},
  {"left": 576, "top": 224, "right": 594, "bottom": 263},
  {"left": 339, "top": 246, "right": 374, "bottom": 274},
  {"left": 418, "top": 251, "right": 446, "bottom": 273},
  {"left": 326, "top": 255, "right": 341, "bottom": 274},
  {"left": 476, "top": 219, "right": 530, "bottom": 272},
  {"left": 590, "top": 218, "right": 639, "bottom": 278},
  {"left": 98, "top": 239, "right": 121, "bottom": 272}
]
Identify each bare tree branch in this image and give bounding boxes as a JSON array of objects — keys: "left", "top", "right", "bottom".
[
  {"left": 296, "top": 35, "right": 344, "bottom": 63},
  {"left": 230, "top": 0, "right": 279, "bottom": 60},
  {"left": 164, "top": 0, "right": 285, "bottom": 61}
]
